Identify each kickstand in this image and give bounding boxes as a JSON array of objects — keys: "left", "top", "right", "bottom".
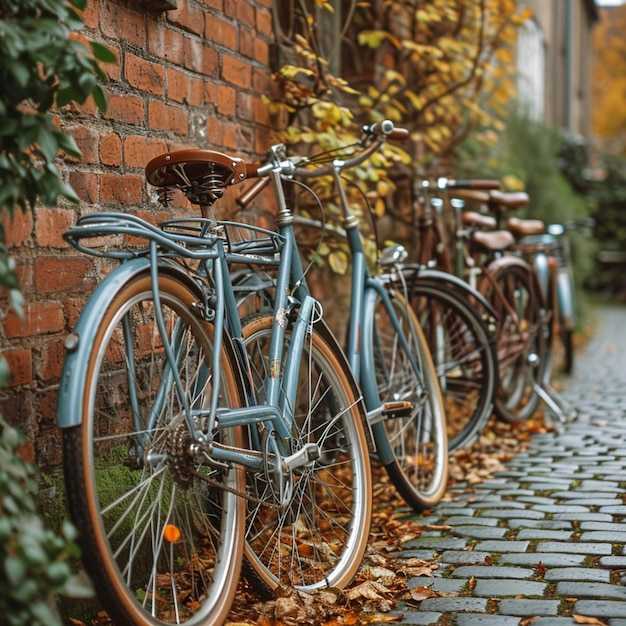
[{"left": 534, "top": 381, "right": 578, "bottom": 423}]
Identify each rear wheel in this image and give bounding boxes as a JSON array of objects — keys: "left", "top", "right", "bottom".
[
  {"left": 480, "top": 261, "right": 547, "bottom": 422},
  {"left": 403, "top": 277, "right": 498, "bottom": 452},
  {"left": 242, "top": 314, "right": 372, "bottom": 592},
  {"left": 62, "top": 273, "right": 246, "bottom": 626}
]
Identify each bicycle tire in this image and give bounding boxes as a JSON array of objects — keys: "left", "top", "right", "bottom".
[
  {"left": 480, "top": 259, "right": 547, "bottom": 422},
  {"left": 62, "top": 272, "right": 247, "bottom": 626},
  {"left": 400, "top": 277, "right": 498, "bottom": 453},
  {"left": 241, "top": 314, "right": 372, "bottom": 592},
  {"left": 365, "top": 287, "right": 448, "bottom": 511}
]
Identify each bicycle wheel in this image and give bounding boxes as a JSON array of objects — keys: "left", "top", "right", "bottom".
[
  {"left": 402, "top": 277, "right": 498, "bottom": 453},
  {"left": 365, "top": 286, "right": 448, "bottom": 511},
  {"left": 62, "top": 272, "right": 246, "bottom": 626},
  {"left": 480, "top": 260, "right": 547, "bottom": 422},
  {"left": 241, "top": 314, "right": 372, "bottom": 592}
]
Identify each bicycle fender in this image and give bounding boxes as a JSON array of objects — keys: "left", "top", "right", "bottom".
[
  {"left": 531, "top": 251, "right": 551, "bottom": 300},
  {"left": 556, "top": 270, "right": 576, "bottom": 330},
  {"left": 398, "top": 266, "right": 497, "bottom": 321},
  {"left": 483, "top": 255, "right": 547, "bottom": 309},
  {"left": 56, "top": 257, "right": 191, "bottom": 429}
]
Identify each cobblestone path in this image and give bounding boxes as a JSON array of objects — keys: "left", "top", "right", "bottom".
[{"left": 387, "top": 305, "right": 626, "bottom": 626}]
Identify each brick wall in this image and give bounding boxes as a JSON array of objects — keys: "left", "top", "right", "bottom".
[{"left": 0, "top": 0, "right": 277, "bottom": 469}]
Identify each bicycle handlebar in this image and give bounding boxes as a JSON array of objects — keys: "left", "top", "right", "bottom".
[
  {"left": 237, "top": 121, "right": 408, "bottom": 208},
  {"left": 436, "top": 177, "right": 501, "bottom": 191}
]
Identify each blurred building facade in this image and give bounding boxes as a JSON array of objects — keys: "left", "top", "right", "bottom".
[{"left": 517, "top": 0, "right": 599, "bottom": 137}]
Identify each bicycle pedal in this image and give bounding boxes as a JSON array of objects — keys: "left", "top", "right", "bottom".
[{"left": 382, "top": 401, "right": 414, "bottom": 419}]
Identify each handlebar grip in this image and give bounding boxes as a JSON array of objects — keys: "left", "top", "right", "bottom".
[
  {"left": 389, "top": 128, "right": 410, "bottom": 141},
  {"left": 366, "top": 121, "right": 409, "bottom": 140},
  {"left": 236, "top": 174, "right": 270, "bottom": 208},
  {"left": 446, "top": 179, "right": 501, "bottom": 190}
]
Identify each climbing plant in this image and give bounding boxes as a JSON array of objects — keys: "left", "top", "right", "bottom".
[
  {"left": 266, "top": 0, "right": 529, "bottom": 269},
  {"left": 0, "top": 0, "right": 113, "bottom": 319},
  {"left": 0, "top": 0, "right": 113, "bottom": 381}
]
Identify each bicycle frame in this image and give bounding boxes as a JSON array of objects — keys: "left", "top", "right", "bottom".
[{"left": 57, "top": 189, "right": 343, "bottom": 478}]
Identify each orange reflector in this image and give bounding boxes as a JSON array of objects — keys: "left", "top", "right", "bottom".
[{"left": 163, "top": 524, "right": 182, "bottom": 543}]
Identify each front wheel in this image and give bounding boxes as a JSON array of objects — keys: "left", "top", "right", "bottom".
[
  {"left": 61, "top": 272, "right": 247, "bottom": 626},
  {"left": 241, "top": 314, "right": 372, "bottom": 592},
  {"left": 480, "top": 260, "right": 547, "bottom": 422},
  {"left": 365, "top": 287, "right": 448, "bottom": 511}
]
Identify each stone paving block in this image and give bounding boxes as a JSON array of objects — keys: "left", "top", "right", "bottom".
[
  {"left": 497, "top": 599, "right": 559, "bottom": 616},
  {"left": 444, "top": 516, "right": 500, "bottom": 527},
  {"left": 517, "top": 496, "right": 557, "bottom": 506},
  {"left": 567, "top": 498, "right": 623, "bottom": 507},
  {"left": 508, "top": 519, "right": 572, "bottom": 530},
  {"left": 536, "top": 541, "right": 612, "bottom": 555},
  {"left": 582, "top": 521, "right": 626, "bottom": 532},
  {"left": 455, "top": 615, "right": 521, "bottom": 625},
  {"left": 374, "top": 607, "right": 442, "bottom": 625},
  {"left": 543, "top": 567, "right": 611, "bottom": 582},
  {"left": 516, "top": 529, "right": 573, "bottom": 541},
  {"left": 600, "top": 505, "right": 626, "bottom": 515},
  {"left": 438, "top": 550, "right": 493, "bottom": 565},
  {"left": 404, "top": 537, "right": 469, "bottom": 551},
  {"left": 477, "top": 509, "right": 545, "bottom": 520},
  {"left": 552, "top": 512, "right": 612, "bottom": 522},
  {"left": 533, "top": 504, "right": 590, "bottom": 514},
  {"left": 574, "top": 600, "right": 626, "bottom": 618},
  {"left": 580, "top": 531, "right": 626, "bottom": 542},
  {"left": 450, "top": 526, "right": 508, "bottom": 539},
  {"left": 557, "top": 581, "right": 626, "bottom": 600},
  {"left": 475, "top": 540, "right": 530, "bottom": 553},
  {"left": 600, "top": 556, "right": 626, "bottom": 567},
  {"left": 473, "top": 579, "right": 546, "bottom": 597},
  {"left": 419, "top": 597, "right": 489, "bottom": 613},
  {"left": 530, "top": 619, "right": 579, "bottom": 625},
  {"left": 450, "top": 565, "right": 534, "bottom": 579},
  {"left": 411, "top": 577, "right": 465, "bottom": 593},
  {"left": 499, "top": 553, "right": 586, "bottom": 567}
]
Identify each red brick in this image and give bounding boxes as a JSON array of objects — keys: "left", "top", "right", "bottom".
[
  {"left": 100, "top": 173, "right": 144, "bottom": 205},
  {"left": 167, "top": 68, "right": 204, "bottom": 106},
  {"left": 35, "top": 208, "right": 75, "bottom": 248},
  {"left": 125, "top": 54, "right": 166, "bottom": 95},
  {"left": 256, "top": 5, "right": 272, "bottom": 36},
  {"left": 40, "top": 338, "right": 65, "bottom": 383},
  {"left": 2, "top": 349, "right": 32, "bottom": 387},
  {"left": 253, "top": 66, "right": 272, "bottom": 97},
  {"left": 105, "top": 93, "right": 145, "bottom": 125},
  {"left": 148, "top": 101, "right": 189, "bottom": 136},
  {"left": 184, "top": 39, "right": 219, "bottom": 77},
  {"left": 124, "top": 135, "right": 168, "bottom": 168},
  {"left": 94, "top": 45, "right": 121, "bottom": 82},
  {"left": 205, "top": 14, "right": 237, "bottom": 50},
  {"left": 3, "top": 301, "right": 65, "bottom": 338},
  {"left": 81, "top": 0, "right": 99, "bottom": 29},
  {"left": 254, "top": 36, "right": 270, "bottom": 65},
  {"left": 69, "top": 171, "right": 98, "bottom": 204},
  {"left": 208, "top": 84, "right": 236, "bottom": 116},
  {"left": 237, "top": 91, "right": 254, "bottom": 121},
  {"left": 101, "top": 2, "right": 145, "bottom": 48},
  {"left": 253, "top": 95, "right": 271, "bottom": 126},
  {"left": 1, "top": 209, "right": 33, "bottom": 247},
  {"left": 35, "top": 423, "right": 63, "bottom": 469},
  {"left": 35, "top": 256, "right": 93, "bottom": 294},
  {"left": 240, "top": 27, "right": 255, "bottom": 59},
  {"left": 148, "top": 22, "right": 184, "bottom": 64},
  {"left": 222, "top": 53, "right": 252, "bottom": 89},
  {"left": 101, "top": 133, "right": 123, "bottom": 166},
  {"left": 168, "top": 0, "right": 205, "bottom": 36}
]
